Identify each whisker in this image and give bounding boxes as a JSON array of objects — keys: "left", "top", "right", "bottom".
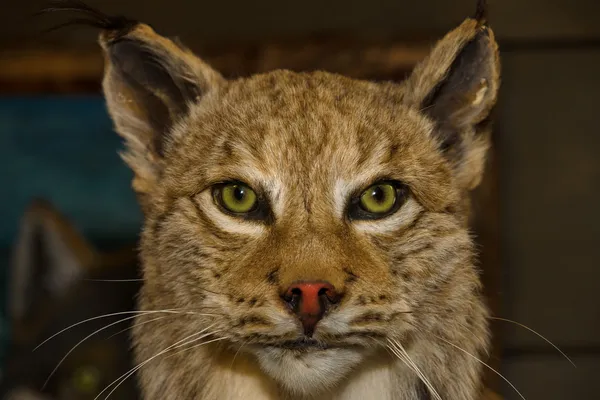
[
  {"left": 105, "top": 315, "right": 171, "bottom": 340},
  {"left": 413, "top": 311, "right": 575, "bottom": 368},
  {"left": 165, "top": 336, "right": 228, "bottom": 361},
  {"left": 34, "top": 309, "right": 209, "bottom": 350},
  {"left": 433, "top": 334, "right": 526, "bottom": 400},
  {"left": 386, "top": 346, "right": 415, "bottom": 379},
  {"left": 97, "top": 331, "right": 216, "bottom": 400},
  {"left": 42, "top": 314, "right": 140, "bottom": 390},
  {"left": 229, "top": 341, "right": 248, "bottom": 371},
  {"left": 392, "top": 339, "right": 442, "bottom": 400},
  {"left": 105, "top": 335, "right": 227, "bottom": 400},
  {"left": 489, "top": 317, "right": 576, "bottom": 368},
  {"left": 95, "top": 324, "right": 220, "bottom": 400},
  {"left": 387, "top": 339, "right": 442, "bottom": 400},
  {"left": 383, "top": 339, "right": 438, "bottom": 400},
  {"left": 387, "top": 345, "right": 439, "bottom": 399}
]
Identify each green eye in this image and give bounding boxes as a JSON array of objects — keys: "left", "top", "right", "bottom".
[
  {"left": 347, "top": 181, "right": 407, "bottom": 220},
  {"left": 217, "top": 183, "right": 258, "bottom": 213},
  {"left": 71, "top": 365, "right": 101, "bottom": 393},
  {"left": 359, "top": 183, "right": 397, "bottom": 214}
]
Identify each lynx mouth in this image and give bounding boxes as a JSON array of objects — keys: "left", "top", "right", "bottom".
[{"left": 269, "top": 338, "right": 332, "bottom": 351}]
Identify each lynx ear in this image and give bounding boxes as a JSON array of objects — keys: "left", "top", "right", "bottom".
[
  {"left": 38, "top": 2, "right": 224, "bottom": 207},
  {"left": 8, "top": 200, "right": 96, "bottom": 328},
  {"left": 403, "top": 17, "right": 500, "bottom": 190},
  {"left": 99, "top": 23, "right": 225, "bottom": 199}
]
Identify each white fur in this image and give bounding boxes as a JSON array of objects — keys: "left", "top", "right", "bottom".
[
  {"left": 254, "top": 346, "right": 365, "bottom": 397},
  {"left": 194, "top": 346, "right": 421, "bottom": 400},
  {"left": 352, "top": 198, "right": 423, "bottom": 234},
  {"left": 332, "top": 171, "right": 384, "bottom": 219}
]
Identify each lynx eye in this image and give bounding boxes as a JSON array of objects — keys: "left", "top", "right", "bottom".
[
  {"left": 214, "top": 182, "right": 258, "bottom": 214},
  {"left": 360, "top": 183, "right": 396, "bottom": 213},
  {"left": 348, "top": 181, "right": 407, "bottom": 220}
]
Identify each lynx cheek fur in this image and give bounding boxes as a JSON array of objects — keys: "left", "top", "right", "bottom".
[{"left": 56, "top": 1, "right": 499, "bottom": 398}]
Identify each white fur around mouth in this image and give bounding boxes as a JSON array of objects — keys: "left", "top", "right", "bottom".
[{"left": 254, "top": 344, "right": 367, "bottom": 395}]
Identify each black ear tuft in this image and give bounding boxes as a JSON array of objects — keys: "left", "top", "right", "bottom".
[
  {"left": 37, "top": 0, "right": 138, "bottom": 37},
  {"left": 473, "top": 0, "right": 488, "bottom": 24}
]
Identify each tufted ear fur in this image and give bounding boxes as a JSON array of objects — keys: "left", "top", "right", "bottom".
[
  {"left": 37, "top": 1, "right": 225, "bottom": 210},
  {"left": 98, "top": 24, "right": 224, "bottom": 205},
  {"left": 403, "top": 12, "right": 500, "bottom": 190}
]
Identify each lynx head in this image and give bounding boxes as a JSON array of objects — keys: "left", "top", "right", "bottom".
[{"left": 44, "top": 0, "right": 500, "bottom": 397}]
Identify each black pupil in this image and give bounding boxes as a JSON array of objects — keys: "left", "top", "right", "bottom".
[
  {"left": 233, "top": 186, "right": 245, "bottom": 202},
  {"left": 371, "top": 186, "right": 386, "bottom": 203}
]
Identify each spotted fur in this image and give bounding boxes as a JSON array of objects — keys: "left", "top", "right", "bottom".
[{"left": 47, "top": 1, "right": 502, "bottom": 398}]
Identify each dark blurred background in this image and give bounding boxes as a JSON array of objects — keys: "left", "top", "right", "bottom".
[{"left": 1, "top": 0, "right": 599, "bottom": 398}]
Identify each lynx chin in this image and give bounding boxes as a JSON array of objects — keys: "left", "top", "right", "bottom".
[{"left": 50, "top": 0, "right": 501, "bottom": 398}]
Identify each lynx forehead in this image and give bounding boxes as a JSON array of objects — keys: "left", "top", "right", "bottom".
[
  {"left": 165, "top": 71, "right": 453, "bottom": 229},
  {"left": 48, "top": 0, "right": 500, "bottom": 398}
]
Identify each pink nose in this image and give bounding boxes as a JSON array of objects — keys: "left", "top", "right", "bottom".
[{"left": 282, "top": 281, "right": 339, "bottom": 336}]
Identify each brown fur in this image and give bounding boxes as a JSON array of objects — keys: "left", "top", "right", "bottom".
[{"left": 69, "top": 3, "right": 502, "bottom": 399}]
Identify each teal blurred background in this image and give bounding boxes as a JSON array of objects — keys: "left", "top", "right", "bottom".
[{"left": 0, "top": 96, "right": 143, "bottom": 363}]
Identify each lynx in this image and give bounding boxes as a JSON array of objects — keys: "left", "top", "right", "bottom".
[{"left": 45, "top": 1, "right": 501, "bottom": 398}]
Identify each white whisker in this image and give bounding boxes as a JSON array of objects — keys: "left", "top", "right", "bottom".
[
  {"left": 433, "top": 334, "right": 526, "bottom": 400},
  {"left": 490, "top": 317, "right": 576, "bottom": 368},
  {"left": 34, "top": 309, "right": 209, "bottom": 350},
  {"left": 392, "top": 340, "right": 442, "bottom": 400},
  {"left": 229, "top": 340, "right": 248, "bottom": 370},
  {"left": 106, "top": 315, "right": 171, "bottom": 340},
  {"left": 387, "top": 339, "right": 442, "bottom": 400},
  {"left": 105, "top": 335, "right": 226, "bottom": 400},
  {"left": 43, "top": 314, "right": 140, "bottom": 390},
  {"left": 95, "top": 323, "right": 219, "bottom": 400},
  {"left": 165, "top": 335, "right": 228, "bottom": 361}
]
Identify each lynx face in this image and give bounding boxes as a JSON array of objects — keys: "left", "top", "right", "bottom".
[
  {"left": 61, "top": 3, "right": 500, "bottom": 398},
  {"left": 138, "top": 73, "right": 483, "bottom": 394}
]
